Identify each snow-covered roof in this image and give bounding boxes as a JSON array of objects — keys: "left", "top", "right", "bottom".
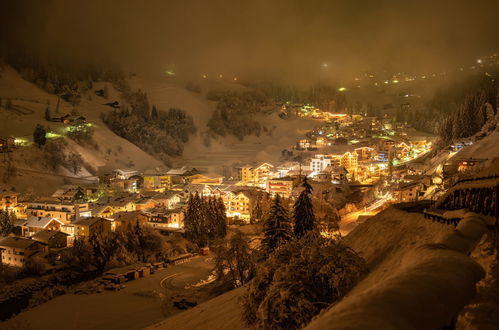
[{"left": 26, "top": 216, "right": 63, "bottom": 228}]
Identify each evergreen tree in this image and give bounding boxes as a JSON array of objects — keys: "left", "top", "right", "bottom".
[
  {"left": 151, "top": 105, "right": 158, "bottom": 120},
  {"left": 205, "top": 197, "right": 217, "bottom": 241},
  {"left": 216, "top": 197, "right": 227, "bottom": 238},
  {"left": 184, "top": 193, "right": 207, "bottom": 246},
  {"left": 293, "top": 177, "right": 316, "bottom": 239},
  {"left": 55, "top": 96, "right": 60, "bottom": 114},
  {"left": 261, "top": 195, "right": 293, "bottom": 256},
  {"left": 44, "top": 106, "right": 51, "bottom": 121},
  {"left": 33, "top": 124, "right": 47, "bottom": 147},
  {"left": 0, "top": 210, "right": 15, "bottom": 236},
  {"left": 103, "top": 85, "right": 109, "bottom": 99}
]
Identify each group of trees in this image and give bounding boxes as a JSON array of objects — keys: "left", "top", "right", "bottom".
[
  {"left": 102, "top": 106, "right": 196, "bottom": 164},
  {"left": 184, "top": 193, "right": 228, "bottom": 247},
  {"left": 243, "top": 233, "right": 367, "bottom": 329},
  {"left": 42, "top": 139, "right": 83, "bottom": 174},
  {"left": 0, "top": 210, "right": 16, "bottom": 236},
  {"left": 260, "top": 178, "right": 316, "bottom": 256},
  {"left": 66, "top": 123, "right": 95, "bottom": 145},
  {"left": 206, "top": 90, "right": 269, "bottom": 140},
  {"left": 438, "top": 91, "right": 498, "bottom": 146},
  {"left": 242, "top": 177, "right": 367, "bottom": 329},
  {"left": 63, "top": 222, "right": 170, "bottom": 272},
  {"left": 402, "top": 72, "right": 499, "bottom": 145}
]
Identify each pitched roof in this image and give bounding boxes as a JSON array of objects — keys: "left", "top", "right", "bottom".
[
  {"left": 0, "top": 236, "right": 41, "bottom": 249},
  {"left": 26, "top": 216, "right": 63, "bottom": 229},
  {"left": 32, "top": 230, "right": 68, "bottom": 242}
]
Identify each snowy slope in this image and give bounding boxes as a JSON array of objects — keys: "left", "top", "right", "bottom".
[
  {"left": 0, "top": 65, "right": 163, "bottom": 193},
  {"left": 306, "top": 212, "right": 487, "bottom": 330},
  {"left": 146, "top": 287, "right": 247, "bottom": 330},
  {"left": 129, "top": 74, "right": 319, "bottom": 172}
]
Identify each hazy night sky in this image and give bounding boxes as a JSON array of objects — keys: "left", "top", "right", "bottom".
[{"left": 1, "top": 0, "right": 498, "bottom": 82}]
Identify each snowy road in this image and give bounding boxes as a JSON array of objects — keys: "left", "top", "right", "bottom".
[
  {"left": 339, "top": 192, "right": 392, "bottom": 235},
  {"left": 3, "top": 255, "right": 215, "bottom": 330}
]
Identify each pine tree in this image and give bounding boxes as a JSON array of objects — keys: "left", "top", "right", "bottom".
[
  {"left": 184, "top": 193, "right": 198, "bottom": 242},
  {"left": 205, "top": 197, "right": 217, "bottom": 241},
  {"left": 261, "top": 195, "right": 293, "bottom": 256},
  {"left": 45, "top": 106, "right": 51, "bottom": 121},
  {"left": 0, "top": 210, "right": 15, "bottom": 236},
  {"left": 216, "top": 197, "right": 227, "bottom": 238},
  {"left": 151, "top": 105, "right": 158, "bottom": 120},
  {"left": 293, "top": 177, "right": 316, "bottom": 239},
  {"left": 33, "top": 124, "right": 47, "bottom": 147},
  {"left": 184, "top": 193, "right": 208, "bottom": 246},
  {"left": 55, "top": 96, "right": 60, "bottom": 114}
]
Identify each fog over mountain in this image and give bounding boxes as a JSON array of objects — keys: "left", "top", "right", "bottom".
[{"left": 1, "top": 0, "right": 498, "bottom": 83}]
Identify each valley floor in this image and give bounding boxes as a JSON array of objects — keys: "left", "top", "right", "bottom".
[{"left": 2, "top": 255, "right": 214, "bottom": 330}]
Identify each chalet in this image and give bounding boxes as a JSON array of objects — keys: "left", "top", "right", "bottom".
[
  {"left": 23, "top": 216, "right": 65, "bottom": 237},
  {"left": 107, "top": 198, "right": 136, "bottom": 213},
  {"left": 148, "top": 191, "right": 183, "bottom": 209},
  {"left": 144, "top": 208, "right": 185, "bottom": 229},
  {"left": 0, "top": 136, "right": 15, "bottom": 152},
  {"left": 0, "top": 237, "right": 46, "bottom": 267},
  {"left": 110, "top": 211, "right": 148, "bottom": 229},
  {"left": 51, "top": 185, "right": 86, "bottom": 201},
  {"left": 90, "top": 205, "right": 115, "bottom": 219},
  {"left": 167, "top": 166, "right": 200, "bottom": 184},
  {"left": 32, "top": 230, "right": 68, "bottom": 249},
  {"left": 109, "top": 178, "right": 140, "bottom": 192},
  {"left": 135, "top": 198, "right": 156, "bottom": 211},
  {"left": 114, "top": 168, "right": 139, "bottom": 180},
  {"left": 183, "top": 184, "right": 213, "bottom": 197},
  {"left": 74, "top": 217, "right": 112, "bottom": 238}
]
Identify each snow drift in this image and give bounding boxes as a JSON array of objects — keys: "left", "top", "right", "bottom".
[{"left": 306, "top": 212, "right": 487, "bottom": 330}]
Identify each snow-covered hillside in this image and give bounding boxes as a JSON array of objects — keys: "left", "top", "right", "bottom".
[
  {"left": 130, "top": 74, "right": 319, "bottom": 172},
  {"left": 0, "top": 65, "right": 163, "bottom": 193}
]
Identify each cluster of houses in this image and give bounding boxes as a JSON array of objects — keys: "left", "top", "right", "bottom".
[{"left": 0, "top": 163, "right": 299, "bottom": 268}]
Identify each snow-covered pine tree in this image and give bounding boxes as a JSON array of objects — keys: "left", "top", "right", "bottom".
[
  {"left": 216, "top": 197, "right": 227, "bottom": 238},
  {"left": 205, "top": 196, "right": 218, "bottom": 241},
  {"left": 44, "top": 106, "right": 51, "bottom": 121},
  {"left": 261, "top": 194, "right": 293, "bottom": 256},
  {"left": 293, "top": 177, "right": 316, "bottom": 239},
  {"left": 151, "top": 105, "right": 158, "bottom": 120},
  {"left": 184, "top": 193, "right": 201, "bottom": 244}
]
